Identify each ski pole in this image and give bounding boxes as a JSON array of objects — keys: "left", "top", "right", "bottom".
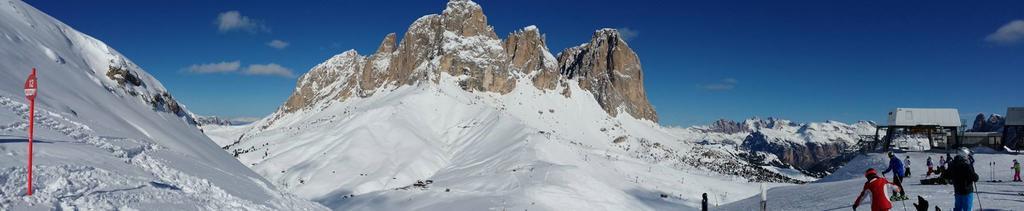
[
  {"left": 974, "top": 182, "right": 984, "bottom": 211},
  {"left": 900, "top": 196, "right": 908, "bottom": 211}
]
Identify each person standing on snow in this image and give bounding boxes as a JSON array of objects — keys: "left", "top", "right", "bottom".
[
  {"left": 1012, "top": 159, "right": 1022, "bottom": 182},
  {"left": 938, "top": 155, "right": 947, "bottom": 174},
  {"left": 926, "top": 157, "right": 934, "bottom": 177},
  {"left": 942, "top": 147, "right": 978, "bottom": 211},
  {"left": 853, "top": 168, "right": 901, "bottom": 211},
  {"left": 881, "top": 152, "right": 907, "bottom": 200},
  {"left": 904, "top": 156, "right": 912, "bottom": 177},
  {"left": 701, "top": 193, "right": 709, "bottom": 211}
]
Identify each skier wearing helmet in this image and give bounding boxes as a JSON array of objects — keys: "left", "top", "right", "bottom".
[
  {"left": 853, "top": 168, "right": 901, "bottom": 211},
  {"left": 942, "top": 147, "right": 978, "bottom": 211},
  {"left": 881, "top": 152, "right": 907, "bottom": 200}
]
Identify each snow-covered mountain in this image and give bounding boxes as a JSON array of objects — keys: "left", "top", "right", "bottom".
[
  {"left": 0, "top": 1, "right": 324, "bottom": 209},
  {"left": 668, "top": 118, "right": 877, "bottom": 177},
  {"left": 222, "top": 1, "right": 816, "bottom": 210}
]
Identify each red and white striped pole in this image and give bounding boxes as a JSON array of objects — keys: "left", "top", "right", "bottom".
[{"left": 24, "top": 68, "right": 37, "bottom": 196}]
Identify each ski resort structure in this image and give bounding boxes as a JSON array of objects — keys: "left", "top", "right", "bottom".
[
  {"left": 1006, "top": 107, "right": 1024, "bottom": 149},
  {"left": 874, "top": 108, "right": 962, "bottom": 151}
]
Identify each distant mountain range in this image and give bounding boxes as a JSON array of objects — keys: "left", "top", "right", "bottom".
[{"left": 196, "top": 115, "right": 259, "bottom": 126}]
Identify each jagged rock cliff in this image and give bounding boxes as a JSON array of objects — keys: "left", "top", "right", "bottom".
[
  {"left": 276, "top": 0, "right": 657, "bottom": 122},
  {"left": 556, "top": 29, "right": 658, "bottom": 122}
]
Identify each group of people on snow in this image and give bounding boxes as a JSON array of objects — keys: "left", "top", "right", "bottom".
[{"left": 853, "top": 147, "right": 981, "bottom": 211}]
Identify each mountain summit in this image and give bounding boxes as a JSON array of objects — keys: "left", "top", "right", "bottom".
[
  {"left": 223, "top": 1, "right": 795, "bottom": 210},
  {"left": 278, "top": 0, "right": 656, "bottom": 122}
]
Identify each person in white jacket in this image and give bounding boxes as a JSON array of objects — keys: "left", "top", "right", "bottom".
[{"left": 904, "top": 156, "right": 912, "bottom": 177}]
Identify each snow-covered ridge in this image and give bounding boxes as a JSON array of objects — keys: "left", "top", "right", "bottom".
[
  {"left": 0, "top": 1, "right": 325, "bottom": 209},
  {"left": 1, "top": 0, "right": 196, "bottom": 126}
]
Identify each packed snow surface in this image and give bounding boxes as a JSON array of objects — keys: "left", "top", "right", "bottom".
[{"left": 721, "top": 150, "right": 1024, "bottom": 210}]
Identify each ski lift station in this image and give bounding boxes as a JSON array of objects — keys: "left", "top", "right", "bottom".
[
  {"left": 1005, "top": 107, "right": 1024, "bottom": 150},
  {"left": 874, "top": 108, "right": 961, "bottom": 151}
]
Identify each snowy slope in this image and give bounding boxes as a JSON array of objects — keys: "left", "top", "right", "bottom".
[
  {"left": 215, "top": 1, "right": 877, "bottom": 210},
  {"left": 228, "top": 72, "right": 798, "bottom": 210},
  {"left": 0, "top": 1, "right": 324, "bottom": 209},
  {"left": 721, "top": 151, "right": 1024, "bottom": 210},
  {"left": 203, "top": 124, "right": 251, "bottom": 148}
]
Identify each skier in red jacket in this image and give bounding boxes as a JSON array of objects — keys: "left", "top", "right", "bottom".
[{"left": 853, "top": 168, "right": 901, "bottom": 211}]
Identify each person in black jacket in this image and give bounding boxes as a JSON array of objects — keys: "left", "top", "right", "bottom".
[
  {"left": 942, "top": 147, "right": 978, "bottom": 211},
  {"left": 701, "top": 193, "right": 708, "bottom": 211}
]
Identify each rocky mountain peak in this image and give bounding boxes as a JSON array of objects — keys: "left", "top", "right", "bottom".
[
  {"left": 557, "top": 28, "right": 658, "bottom": 122},
  {"left": 505, "top": 25, "right": 559, "bottom": 90},
  {"left": 375, "top": 33, "right": 397, "bottom": 54},
  {"left": 275, "top": 0, "right": 658, "bottom": 123},
  {"left": 441, "top": 0, "right": 496, "bottom": 38},
  {"left": 282, "top": 49, "right": 365, "bottom": 113}
]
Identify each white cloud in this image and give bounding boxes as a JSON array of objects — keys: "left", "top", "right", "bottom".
[
  {"left": 182, "top": 61, "right": 241, "bottom": 74},
  {"left": 616, "top": 27, "right": 639, "bottom": 41},
  {"left": 215, "top": 11, "right": 268, "bottom": 33},
  {"left": 244, "top": 63, "right": 295, "bottom": 78},
  {"left": 985, "top": 20, "right": 1024, "bottom": 45},
  {"left": 698, "top": 78, "right": 738, "bottom": 91},
  {"left": 267, "top": 40, "right": 289, "bottom": 49}
]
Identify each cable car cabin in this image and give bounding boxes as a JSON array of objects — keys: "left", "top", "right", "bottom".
[{"left": 874, "top": 108, "right": 962, "bottom": 151}]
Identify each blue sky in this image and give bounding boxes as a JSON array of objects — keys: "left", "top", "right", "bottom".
[{"left": 28, "top": 0, "right": 1024, "bottom": 126}]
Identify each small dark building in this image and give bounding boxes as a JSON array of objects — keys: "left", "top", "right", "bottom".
[{"left": 1004, "top": 107, "right": 1024, "bottom": 150}]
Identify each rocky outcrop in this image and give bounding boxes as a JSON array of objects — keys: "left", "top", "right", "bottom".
[
  {"left": 557, "top": 29, "right": 658, "bottom": 122},
  {"left": 276, "top": 0, "right": 658, "bottom": 122},
  {"left": 105, "top": 60, "right": 195, "bottom": 125},
  {"left": 282, "top": 50, "right": 365, "bottom": 113},
  {"left": 504, "top": 26, "right": 559, "bottom": 90},
  {"left": 357, "top": 33, "right": 397, "bottom": 96}
]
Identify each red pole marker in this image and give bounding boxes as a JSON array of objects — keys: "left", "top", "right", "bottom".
[{"left": 23, "top": 68, "right": 37, "bottom": 196}]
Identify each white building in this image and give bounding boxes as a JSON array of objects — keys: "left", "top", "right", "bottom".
[{"left": 876, "top": 108, "right": 962, "bottom": 151}]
